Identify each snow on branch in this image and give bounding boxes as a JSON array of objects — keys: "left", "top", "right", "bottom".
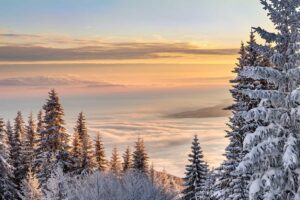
[
  {"left": 283, "top": 133, "right": 299, "bottom": 170},
  {"left": 243, "top": 123, "right": 284, "bottom": 151},
  {"left": 240, "top": 66, "right": 283, "bottom": 86},
  {"left": 242, "top": 90, "right": 286, "bottom": 107},
  {"left": 244, "top": 107, "right": 289, "bottom": 125},
  {"left": 291, "top": 89, "right": 300, "bottom": 105},
  {"left": 238, "top": 138, "right": 284, "bottom": 172},
  {"left": 253, "top": 27, "right": 279, "bottom": 43}
]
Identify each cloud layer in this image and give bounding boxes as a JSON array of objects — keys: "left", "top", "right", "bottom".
[
  {"left": 82, "top": 114, "right": 229, "bottom": 177},
  {"left": 0, "top": 33, "right": 238, "bottom": 62},
  {"left": 166, "top": 102, "right": 232, "bottom": 118},
  {"left": 0, "top": 75, "right": 123, "bottom": 88}
]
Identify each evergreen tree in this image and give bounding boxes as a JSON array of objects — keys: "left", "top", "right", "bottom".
[
  {"left": 6, "top": 121, "right": 13, "bottom": 163},
  {"left": 182, "top": 135, "right": 207, "bottom": 200},
  {"left": 70, "top": 131, "right": 82, "bottom": 175},
  {"left": 74, "top": 112, "right": 95, "bottom": 174},
  {"left": 12, "top": 111, "right": 26, "bottom": 191},
  {"left": 0, "top": 118, "right": 15, "bottom": 200},
  {"left": 94, "top": 132, "right": 107, "bottom": 171},
  {"left": 33, "top": 111, "right": 44, "bottom": 174},
  {"left": 36, "top": 110, "right": 44, "bottom": 135},
  {"left": 219, "top": 31, "right": 273, "bottom": 200},
  {"left": 110, "top": 147, "right": 122, "bottom": 176},
  {"left": 237, "top": 1, "right": 300, "bottom": 199},
  {"left": 204, "top": 169, "right": 216, "bottom": 200},
  {"left": 122, "top": 146, "right": 133, "bottom": 172},
  {"left": 150, "top": 163, "right": 155, "bottom": 185},
  {"left": 20, "top": 169, "right": 41, "bottom": 200},
  {"left": 43, "top": 165, "right": 69, "bottom": 200},
  {"left": 133, "top": 137, "right": 149, "bottom": 173},
  {"left": 37, "top": 90, "right": 71, "bottom": 187},
  {"left": 23, "top": 113, "right": 37, "bottom": 176}
]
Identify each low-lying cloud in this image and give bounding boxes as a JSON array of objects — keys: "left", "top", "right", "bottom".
[
  {"left": 82, "top": 115, "right": 229, "bottom": 176},
  {"left": 166, "top": 102, "right": 232, "bottom": 119},
  {"left": 0, "top": 43, "right": 238, "bottom": 62},
  {"left": 0, "top": 75, "right": 123, "bottom": 88}
]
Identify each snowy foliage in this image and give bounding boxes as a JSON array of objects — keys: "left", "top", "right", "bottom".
[
  {"left": 133, "top": 137, "right": 149, "bottom": 173},
  {"left": 66, "top": 170, "right": 176, "bottom": 200},
  {"left": 94, "top": 132, "right": 107, "bottom": 171},
  {"left": 110, "top": 147, "right": 122, "bottom": 176},
  {"left": 73, "top": 112, "right": 95, "bottom": 174},
  {"left": 122, "top": 146, "right": 133, "bottom": 172},
  {"left": 37, "top": 90, "right": 72, "bottom": 187},
  {"left": 20, "top": 170, "right": 41, "bottom": 200},
  {"left": 182, "top": 135, "right": 208, "bottom": 200},
  {"left": 236, "top": 0, "right": 300, "bottom": 199},
  {"left": 0, "top": 118, "right": 15, "bottom": 200}
]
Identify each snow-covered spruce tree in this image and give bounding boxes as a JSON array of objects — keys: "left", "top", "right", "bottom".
[
  {"left": 43, "top": 165, "right": 69, "bottom": 200},
  {"left": 0, "top": 118, "right": 15, "bottom": 200},
  {"left": 122, "top": 146, "right": 133, "bottom": 172},
  {"left": 23, "top": 113, "right": 37, "bottom": 176},
  {"left": 218, "top": 32, "right": 272, "bottom": 200},
  {"left": 182, "top": 135, "right": 208, "bottom": 200},
  {"left": 73, "top": 112, "right": 95, "bottom": 174},
  {"left": 37, "top": 90, "right": 71, "bottom": 187},
  {"left": 133, "top": 137, "right": 149, "bottom": 173},
  {"left": 150, "top": 162, "right": 155, "bottom": 185},
  {"left": 20, "top": 169, "right": 41, "bottom": 200},
  {"left": 94, "top": 132, "right": 107, "bottom": 171},
  {"left": 110, "top": 146, "right": 122, "bottom": 176},
  {"left": 12, "top": 111, "right": 26, "bottom": 191},
  {"left": 70, "top": 131, "right": 82, "bottom": 175},
  {"left": 236, "top": 1, "right": 300, "bottom": 199},
  {"left": 33, "top": 111, "right": 44, "bottom": 174},
  {"left": 6, "top": 121, "right": 13, "bottom": 162},
  {"left": 204, "top": 169, "right": 216, "bottom": 200}
]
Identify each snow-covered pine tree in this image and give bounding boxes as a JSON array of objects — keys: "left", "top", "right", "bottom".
[
  {"left": 36, "top": 111, "right": 44, "bottom": 135},
  {"left": 43, "top": 165, "right": 69, "bottom": 200},
  {"left": 110, "top": 147, "right": 122, "bottom": 176},
  {"left": 133, "top": 137, "right": 149, "bottom": 173},
  {"left": 74, "top": 112, "right": 95, "bottom": 174},
  {"left": 204, "top": 169, "right": 216, "bottom": 200},
  {"left": 20, "top": 169, "right": 41, "bottom": 200},
  {"left": 23, "top": 113, "right": 37, "bottom": 176},
  {"left": 94, "top": 132, "right": 107, "bottom": 171},
  {"left": 12, "top": 111, "right": 26, "bottom": 191},
  {"left": 0, "top": 118, "right": 15, "bottom": 200},
  {"left": 6, "top": 121, "right": 13, "bottom": 162},
  {"left": 122, "top": 146, "right": 133, "bottom": 172},
  {"left": 218, "top": 31, "right": 273, "bottom": 200},
  {"left": 182, "top": 135, "right": 207, "bottom": 200},
  {"left": 33, "top": 111, "right": 44, "bottom": 174},
  {"left": 150, "top": 162, "right": 155, "bottom": 185},
  {"left": 70, "top": 131, "right": 82, "bottom": 175},
  {"left": 236, "top": 1, "right": 300, "bottom": 199},
  {"left": 37, "top": 90, "right": 71, "bottom": 187}
]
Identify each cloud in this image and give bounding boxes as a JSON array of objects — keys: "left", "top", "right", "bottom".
[
  {"left": 0, "top": 33, "right": 41, "bottom": 38},
  {"left": 0, "top": 75, "right": 123, "bottom": 88},
  {"left": 166, "top": 102, "right": 232, "bottom": 119},
  {"left": 80, "top": 115, "right": 229, "bottom": 176},
  {"left": 0, "top": 43, "right": 238, "bottom": 62}
]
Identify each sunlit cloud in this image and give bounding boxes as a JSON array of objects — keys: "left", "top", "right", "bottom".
[
  {"left": 0, "top": 75, "right": 124, "bottom": 88},
  {"left": 81, "top": 114, "right": 229, "bottom": 176},
  {"left": 0, "top": 44, "right": 238, "bottom": 63}
]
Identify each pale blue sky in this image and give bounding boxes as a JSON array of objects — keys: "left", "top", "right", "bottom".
[{"left": 0, "top": 0, "right": 270, "bottom": 45}]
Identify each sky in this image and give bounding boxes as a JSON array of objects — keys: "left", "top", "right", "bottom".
[{"left": 0, "top": 0, "right": 272, "bottom": 176}]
